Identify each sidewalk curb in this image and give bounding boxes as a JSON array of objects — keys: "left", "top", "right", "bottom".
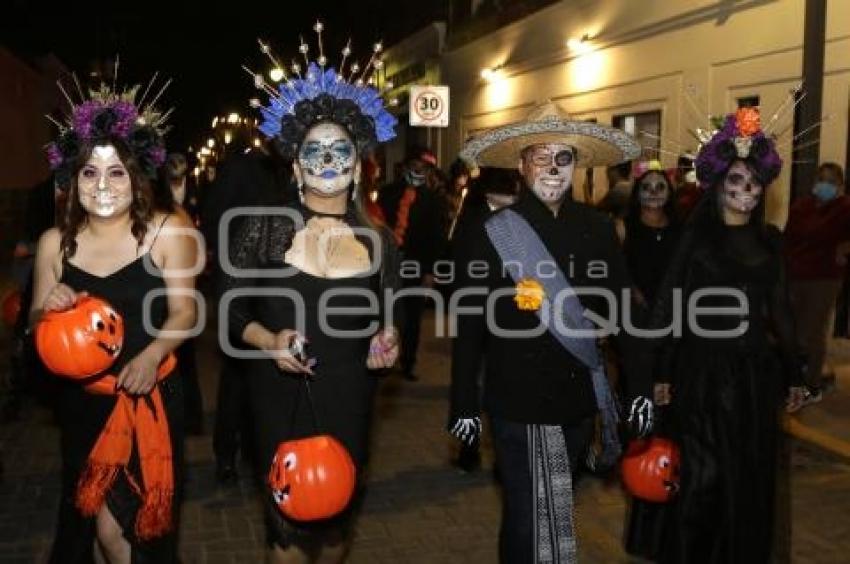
[{"left": 784, "top": 415, "right": 850, "bottom": 461}]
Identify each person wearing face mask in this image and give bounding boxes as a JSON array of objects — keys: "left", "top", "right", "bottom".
[
  {"left": 785, "top": 162, "right": 850, "bottom": 409},
  {"left": 220, "top": 35, "right": 403, "bottom": 563},
  {"left": 378, "top": 146, "right": 449, "bottom": 381},
  {"left": 32, "top": 79, "right": 197, "bottom": 563},
  {"left": 449, "top": 100, "right": 649, "bottom": 562},
  {"left": 642, "top": 108, "right": 805, "bottom": 563}
]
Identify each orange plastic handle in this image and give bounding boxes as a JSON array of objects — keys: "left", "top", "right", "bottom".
[{"left": 84, "top": 352, "right": 177, "bottom": 396}]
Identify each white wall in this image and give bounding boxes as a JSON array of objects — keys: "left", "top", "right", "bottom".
[{"left": 440, "top": 0, "right": 850, "bottom": 227}]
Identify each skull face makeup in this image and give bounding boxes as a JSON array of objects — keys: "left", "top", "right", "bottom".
[
  {"left": 295, "top": 122, "right": 358, "bottom": 197},
  {"left": 519, "top": 143, "right": 575, "bottom": 205},
  {"left": 77, "top": 145, "right": 133, "bottom": 218},
  {"left": 638, "top": 171, "right": 670, "bottom": 210},
  {"left": 722, "top": 160, "right": 763, "bottom": 216}
]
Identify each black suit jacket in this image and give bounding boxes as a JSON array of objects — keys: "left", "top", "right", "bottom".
[{"left": 450, "top": 192, "right": 649, "bottom": 425}]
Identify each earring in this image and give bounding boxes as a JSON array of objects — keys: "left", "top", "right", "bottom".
[
  {"left": 298, "top": 184, "right": 305, "bottom": 204},
  {"left": 351, "top": 180, "right": 359, "bottom": 202}
]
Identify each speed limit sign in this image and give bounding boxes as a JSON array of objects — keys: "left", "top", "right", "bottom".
[{"left": 409, "top": 85, "right": 450, "bottom": 127}]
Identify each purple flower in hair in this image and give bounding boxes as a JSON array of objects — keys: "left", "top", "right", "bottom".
[
  {"left": 46, "top": 143, "right": 63, "bottom": 169},
  {"left": 72, "top": 101, "right": 103, "bottom": 139},
  {"left": 149, "top": 146, "right": 166, "bottom": 166},
  {"left": 109, "top": 101, "right": 138, "bottom": 138}
]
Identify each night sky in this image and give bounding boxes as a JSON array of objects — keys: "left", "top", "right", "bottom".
[{"left": 3, "top": 0, "right": 447, "bottom": 151}]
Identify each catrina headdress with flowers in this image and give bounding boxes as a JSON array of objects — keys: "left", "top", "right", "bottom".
[
  {"left": 243, "top": 20, "right": 398, "bottom": 160},
  {"left": 693, "top": 107, "right": 782, "bottom": 188},
  {"left": 46, "top": 64, "right": 172, "bottom": 188}
]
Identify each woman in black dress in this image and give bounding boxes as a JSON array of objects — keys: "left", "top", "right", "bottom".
[
  {"left": 221, "top": 47, "right": 401, "bottom": 563},
  {"left": 619, "top": 162, "right": 680, "bottom": 560},
  {"left": 645, "top": 110, "right": 804, "bottom": 562},
  {"left": 31, "top": 84, "right": 197, "bottom": 563}
]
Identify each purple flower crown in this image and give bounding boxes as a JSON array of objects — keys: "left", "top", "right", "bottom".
[
  {"left": 694, "top": 108, "right": 782, "bottom": 189},
  {"left": 46, "top": 78, "right": 171, "bottom": 187}
]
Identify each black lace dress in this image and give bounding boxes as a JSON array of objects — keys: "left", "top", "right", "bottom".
[
  {"left": 219, "top": 205, "right": 401, "bottom": 550},
  {"left": 648, "top": 220, "right": 801, "bottom": 563},
  {"left": 49, "top": 252, "right": 183, "bottom": 564},
  {"left": 622, "top": 217, "right": 680, "bottom": 560}
]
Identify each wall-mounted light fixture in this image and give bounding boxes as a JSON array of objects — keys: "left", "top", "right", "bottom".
[
  {"left": 566, "top": 33, "right": 593, "bottom": 54},
  {"left": 480, "top": 64, "right": 505, "bottom": 82}
]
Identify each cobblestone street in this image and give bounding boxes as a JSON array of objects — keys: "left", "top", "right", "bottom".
[{"left": 2, "top": 313, "right": 850, "bottom": 563}]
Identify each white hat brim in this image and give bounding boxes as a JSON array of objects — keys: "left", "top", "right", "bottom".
[{"left": 460, "top": 119, "right": 642, "bottom": 169}]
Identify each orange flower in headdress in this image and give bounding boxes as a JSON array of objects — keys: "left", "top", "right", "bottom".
[
  {"left": 735, "top": 107, "right": 761, "bottom": 137},
  {"left": 514, "top": 278, "right": 545, "bottom": 311}
]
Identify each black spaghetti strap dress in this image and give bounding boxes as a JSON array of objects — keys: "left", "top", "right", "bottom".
[
  {"left": 219, "top": 205, "right": 401, "bottom": 551},
  {"left": 48, "top": 232, "right": 184, "bottom": 564}
]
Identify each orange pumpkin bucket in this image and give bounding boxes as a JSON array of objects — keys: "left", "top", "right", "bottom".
[{"left": 35, "top": 295, "right": 124, "bottom": 378}]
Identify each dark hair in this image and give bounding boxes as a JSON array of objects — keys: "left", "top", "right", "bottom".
[
  {"left": 59, "top": 137, "right": 155, "bottom": 257},
  {"left": 449, "top": 158, "right": 469, "bottom": 181},
  {"left": 608, "top": 160, "right": 632, "bottom": 182},
  {"left": 818, "top": 162, "right": 845, "bottom": 187},
  {"left": 274, "top": 93, "right": 377, "bottom": 160},
  {"left": 166, "top": 153, "right": 188, "bottom": 180},
  {"left": 472, "top": 167, "right": 521, "bottom": 197},
  {"left": 626, "top": 168, "right": 677, "bottom": 224}
]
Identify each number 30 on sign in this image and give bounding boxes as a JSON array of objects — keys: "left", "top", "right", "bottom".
[{"left": 409, "top": 86, "right": 450, "bottom": 128}]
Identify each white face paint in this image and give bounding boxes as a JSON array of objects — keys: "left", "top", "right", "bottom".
[
  {"left": 296, "top": 122, "right": 357, "bottom": 197},
  {"left": 722, "top": 160, "right": 763, "bottom": 214},
  {"left": 520, "top": 143, "right": 575, "bottom": 205},
  {"left": 77, "top": 145, "right": 133, "bottom": 218},
  {"left": 638, "top": 171, "right": 670, "bottom": 210}
]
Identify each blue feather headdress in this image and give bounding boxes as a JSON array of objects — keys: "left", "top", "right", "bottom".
[{"left": 244, "top": 21, "right": 398, "bottom": 159}]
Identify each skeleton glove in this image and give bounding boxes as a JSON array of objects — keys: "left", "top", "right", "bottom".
[
  {"left": 449, "top": 416, "right": 482, "bottom": 446},
  {"left": 627, "top": 396, "right": 654, "bottom": 438}
]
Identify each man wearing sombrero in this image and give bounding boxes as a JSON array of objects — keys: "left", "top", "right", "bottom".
[{"left": 449, "top": 100, "right": 652, "bottom": 563}]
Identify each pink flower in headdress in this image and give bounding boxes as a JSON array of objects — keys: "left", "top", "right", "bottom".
[
  {"left": 46, "top": 143, "right": 63, "bottom": 169},
  {"left": 72, "top": 100, "right": 103, "bottom": 139}
]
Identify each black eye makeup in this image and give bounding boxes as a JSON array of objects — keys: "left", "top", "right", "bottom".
[
  {"left": 726, "top": 172, "right": 748, "bottom": 186},
  {"left": 640, "top": 181, "right": 668, "bottom": 191},
  {"left": 554, "top": 150, "right": 574, "bottom": 167}
]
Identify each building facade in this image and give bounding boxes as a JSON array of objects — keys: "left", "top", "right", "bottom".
[{"left": 435, "top": 0, "right": 850, "bottom": 226}]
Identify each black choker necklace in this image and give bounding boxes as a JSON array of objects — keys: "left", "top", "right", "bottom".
[{"left": 303, "top": 204, "right": 348, "bottom": 219}]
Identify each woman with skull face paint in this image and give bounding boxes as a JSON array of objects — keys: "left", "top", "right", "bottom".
[
  {"left": 222, "top": 37, "right": 402, "bottom": 563},
  {"left": 620, "top": 161, "right": 681, "bottom": 307},
  {"left": 31, "top": 80, "right": 197, "bottom": 563},
  {"left": 619, "top": 161, "right": 681, "bottom": 560},
  {"left": 643, "top": 109, "right": 805, "bottom": 563}
]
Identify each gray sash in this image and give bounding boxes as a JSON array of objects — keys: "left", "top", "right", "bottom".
[{"left": 485, "top": 209, "right": 621, "bottom": 465}]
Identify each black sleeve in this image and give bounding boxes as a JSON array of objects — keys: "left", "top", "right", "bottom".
[
  {"left": 378, "top": 226, "right": 405, "bottom": 330},
  {"left": 449, "top": 217, "right": 491, "bottom": 421},
  {"left": 216, "top": 214, "right": 266, "bottom": 343},
  {"left": 597, "top": 217, "right": 653, "bottom": 402},
  {"left": 766, "top": 228, "right": 804, "bottom": 388}
]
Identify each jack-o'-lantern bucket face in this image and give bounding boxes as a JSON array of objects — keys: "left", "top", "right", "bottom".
[
  {"left": 35, "top": 295, "right": 123, "bottom": 378},
  {"left": 268, "top": 434, "right": 356, "bottom": 522},
  {"left": 621, "top": 437, "right": 680, "bottom": 503}
]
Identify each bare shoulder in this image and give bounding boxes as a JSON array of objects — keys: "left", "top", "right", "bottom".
[
  {"left": 35, "top": 227, "right": 63, "bottom": 280},
  {"left": 36, "top": 227, "right": 62, "bottom": 258},
  {"left": 150, "top": 212, "right": 197, "bottom": 264}
]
